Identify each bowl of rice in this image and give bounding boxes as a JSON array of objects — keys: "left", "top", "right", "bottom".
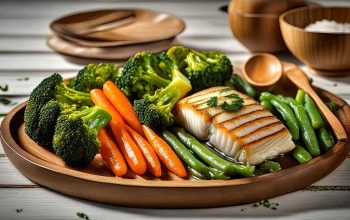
[{"left": 279, "top": 7, "right": 350, "bottom": 76}]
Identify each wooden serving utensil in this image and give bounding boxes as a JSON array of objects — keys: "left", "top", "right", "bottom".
[
  {"left": 50, "top": 9, "right": 186, "bottom": 43},
  {"left": 286, "top": 68, "right": 347, "bottom": 141},
  {"left": 56, "top": 14, "right": 135, "bottom": 36},
  {"left": 243, "top": 53, "right": 283, "bottom": 90}
]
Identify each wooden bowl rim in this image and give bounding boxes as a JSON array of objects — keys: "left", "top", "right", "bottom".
[
  {"left": 1, "top": 87, "right": 349, "bottom": 189},
  {"left": 279, "top": 6, "right": 350, "bottom": 35},
  {"left": 229, "top": 9, "right": 280, "bottom": 18}
]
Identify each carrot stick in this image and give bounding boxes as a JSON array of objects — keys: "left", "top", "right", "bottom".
[
  {"left": 98, "top": 128, "right": 127, "bottom": 177},
  {"left": 91, "top": 89, "right": 146, "bottom": 175},
  {"left": 103, "top": 81, "right": 144, "bottom": 135},
  {"left": 142, "top": 125, "right": 187, "bottom": 177},
  {"left": 126, "top": 125, "right": 162, "bottom": 177},
  {"left": 90, "top": 89, "right": 125, "bottom": 128},
  {"left": 110, "top": 120, "right": 147, "bottom": 175}
]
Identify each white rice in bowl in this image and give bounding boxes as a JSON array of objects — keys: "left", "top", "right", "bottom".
[{"left": 305, "top": 19, "right": 350, "bottom": 33}]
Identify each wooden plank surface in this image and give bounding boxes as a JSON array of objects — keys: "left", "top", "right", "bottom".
[
  {"left": 0, "top": 0, "right": 349, "bottom": 219},
  {"left": 0, "top": 188, "right": 349, "bottom": 220}
]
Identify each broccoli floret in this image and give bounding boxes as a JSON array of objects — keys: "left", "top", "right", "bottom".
[
  {"left": 53, "top": 106, "right": 111, "bottom": 167},
  {"left": 72, "top": 63, "right": 120, "bottom": 92},
  {"left": 166, "top": 46, "right": 189, "bottom": 70},
  {"left": 36, "top": 100, "right": 85, "bottom": 149},
  {"left": 134, "top": 58, "right": 192, "bottom": 131},
  {"left": 115, "top": 51, "right": 172, "bottom": 100},
  {"left": 24, "top": 73, "right": 92, "bottom": 143},
  {"left": 167, "top": 46, "right": 233, "bottom": 92}
]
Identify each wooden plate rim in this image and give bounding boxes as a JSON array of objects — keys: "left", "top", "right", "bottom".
[{"left": 1, "top": 88, "right": 349, "bottom": 189}]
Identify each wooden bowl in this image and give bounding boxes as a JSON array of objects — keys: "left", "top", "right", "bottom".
[
  {"left": 231, "top": 0, "right": 307, "bottom": 14},
  {"left": 1, "top": 62, "right": 349, "bottom": 208},
  {"left": 228, "top": 9, "right": 285, "bottom": 52},
  {"left": 228, "top": 0, "right": 317, "bottom": 53},
  {"left": 280, "top": 7, "right": 350, "bottom": 76}
]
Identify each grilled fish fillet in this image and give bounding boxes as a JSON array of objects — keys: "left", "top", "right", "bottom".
[{"left": 173, "top": 86, "right": 295, "bottom": 165}]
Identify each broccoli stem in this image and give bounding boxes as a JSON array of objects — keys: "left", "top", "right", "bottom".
[
  {"left": 155, "top": 76, "right": 192, "bottom": 110},
  {"left": 55, "top": 83, "right": 92, "bottom": 106},
  {"left": 73, "top": 106, "right": 112, "bottom": 131},
  {"left": 143, "top": 70, "right": 171, "bottom": 88}
]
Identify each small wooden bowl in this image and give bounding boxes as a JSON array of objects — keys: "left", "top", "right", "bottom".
[
  {"left": 280, "top": 7, "right": 350, "bottom": 76},
  {"left": 231, "top": 0, "right": 307, "bottom": 14}
]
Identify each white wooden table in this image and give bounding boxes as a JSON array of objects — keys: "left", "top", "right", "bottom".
[{"left": 0, "top": 0, "right": 349, "bottom": 219}]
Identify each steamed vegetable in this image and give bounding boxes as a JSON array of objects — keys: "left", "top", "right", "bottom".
[
  {"left": 258, "top": 161, "right": 281, "bottom": 173},
  {"left": 53, "top": 106, "right": 111, "bottom": 167},
  {"left": 161, "top": 130, "right": 210, "bottom": 178},
  {"left": 304, "top": 93, "right": 324, "bottom": 129},
  {"left": 126, "top": 125, "right": 161, "bottom": 177},
  {"left": 167, "top": 46, "right": 232, "bottom": 92},
  {"left": 172, "top": 127, "right": 255, "bottom": 177},
  {"left": 72, "top": 63, "right": 120, "bottom": 92},
  {"left": 24, "top": 73, "right": 92, "bottom": 148},
  {"left": 143, "top": 125, "right": 187, "bottom": 177},
  {"left": 133, "top": 58, "right": 192, "bottom": 131},
  {"left": 295, "top": 89, "right": 305, "bottom": 105},
  {"left": 98, "top": 128, "right": 128, "bottom": 177},
  {"left": 227, "top": 74, "right": 258, "bottom": 98},
  {"left": 90, "top": 89, "right": 147, "bottom": 175},
  {"left": 284, "top": 97, "right": 320, "bottom": 157},
  {"left": 110, "top": 120, "right": 147, "bottom": 175},
  {"left": 292, "top": 145, "right": 312, "bottom": 164},
  {"left": 103, "top": 81, "right": 144, "bottom": 135},
  {"left": 260, "top": 92, "right": 299, "bottom": 140},
  {"left": 115, "top": 51, "right": 171, "bottom": 100},
  {"left": 318, "top": 126, "right": 335, "bottom": 151}
]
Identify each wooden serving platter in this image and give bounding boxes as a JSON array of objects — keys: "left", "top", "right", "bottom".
[{"left": 1, "top": 74, "right": 349, "bottom": 208}]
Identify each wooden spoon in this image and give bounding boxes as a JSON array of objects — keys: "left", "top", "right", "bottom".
[
  {"left": 287, "top": 68, "right": 347, "bottom": 141},
  {"left": 50, "top": 9, "right": 186, "bottom": 43},
  {"left": 243, "top": 53, "right": 283, "bottom": 88}
]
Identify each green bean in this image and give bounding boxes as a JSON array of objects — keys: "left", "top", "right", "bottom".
[
  {"left": 304, "top": 94, "right": 324, "bottom": 129},
  {"left": 208, "top": 167, "right": 230, "bottom": 180},
  {"left": 261, "top": 100, "right": 274, "bottom": 112},
  {"left": 172, "top": 127, "right": 255, "bottom": 177},
  {"left": 229, "top": 74, "right": 258, "bottom": 98},
  {"left": 292, "top": 145, "right": 312, "bottom": 164},
  {"left": 285, "top": 98, "right": 320, "bottom": 157},
  {"left": 161, "top": 130, "right": 210, "bottom": 178},
  {"left": 317, "top": 126, "right": 335, "bottom": 151},
  {"left": 295, "top": 89, "right": 305, "bottom": 105},
  {"left": 258, "top": 161, "right": 281, "bottom": 173},
  {"left": 187, "top": 166, "right": 206, "bottom": 180},
  {"left": 260, "top": 92, "right": 300, "bottom": 140}
]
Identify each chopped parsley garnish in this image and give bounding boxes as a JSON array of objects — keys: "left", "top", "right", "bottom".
[
  {"left": 0, "top": 97, "right": 11, "bottom": 105},
  {"left": 77, "top": 212, "right": 89, "bottom": 220},
  {"left": 207, "top": 91, "right": 243, "bottom": 111},
  {"left": 225, "top": 93, "right": 241, "bottom": 99},
  {"left": 207, "top": 96, "right": 218, "bottom": 107},
  {"left": 17, "top": 77, "right": 30, "bottom": 81},
  {"left": 0, "top": 84, "right": 9, "bottom": 92},
  {"left": 221, "top": 99, "right": 243, "bottom": 111}
]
